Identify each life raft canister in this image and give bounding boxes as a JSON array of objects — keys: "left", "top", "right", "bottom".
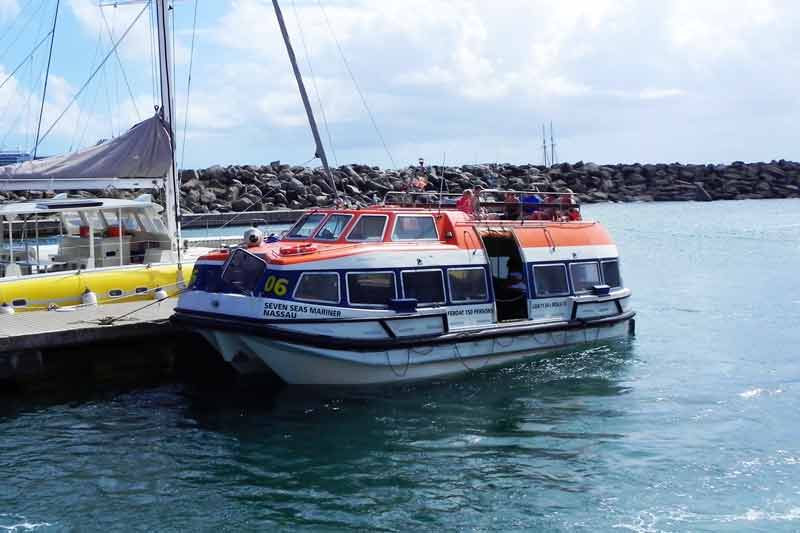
[{"left": 279, "top": 242, "right": 317, "bottom": 256}]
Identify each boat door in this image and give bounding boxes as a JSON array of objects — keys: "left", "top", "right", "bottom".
[{"left": 477, "top": 229, "right": 529, "bottom": 322}]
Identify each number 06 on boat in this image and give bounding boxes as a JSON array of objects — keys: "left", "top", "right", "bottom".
[{"left": 172, "top": 194, "right": 635, "bottom": 385}]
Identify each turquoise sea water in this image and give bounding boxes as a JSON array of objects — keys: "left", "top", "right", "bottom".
[{"left": 2, "top": 199, "right": 799, "bottom": 532}]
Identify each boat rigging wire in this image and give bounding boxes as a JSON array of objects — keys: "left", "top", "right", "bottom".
[
  {"left": 33, "top": 1, "right": 150, "bottom": 150},
  {"left": 147, "top": 1, "right": 159, "bottom": 108},
  {"left": 0, "top": 0, "right": 47, "bottom": 67},
  {"left": 0, "top": 0, "right": 32, "bottom": 47},
  {"left": 32, "top": 0, "right": 60, "bottom": 160},
  {"left": 316, "top": 0, "right": 396, "bottom": 168},
  {"left": 291, "top": 0, "right": 339, "bottom": 168},
  {"left": 100, "top": 5, "right": 141, "bottom": 120},
  {"left": 179, "top": 0, "right": 199, "bottom": 172},
  {"left": 69, "top": 29, "right": 104, "bottom": 152},
  {"left": 0, "top": 31, "right": 53, "bottom": 93}
]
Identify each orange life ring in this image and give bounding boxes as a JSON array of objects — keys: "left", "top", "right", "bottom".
[{"left": 279, "top": 243, "right": 317, "bottom": 256}]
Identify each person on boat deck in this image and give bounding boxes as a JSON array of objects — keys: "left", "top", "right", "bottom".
[
  {"left": 456, "top": 189, "right": 475, "bottom": 215},
  {"left": 473, "top": 185, "right": 484, "bottom": 214},
  {"left": 503, "top": 192, "right": 521, "bottom": 219},
  {"left": 505, "top": 257, "right": 527, "bottom": 292},
  {"left": 521, "top": 193, "right": 542, "bottom": 219}
]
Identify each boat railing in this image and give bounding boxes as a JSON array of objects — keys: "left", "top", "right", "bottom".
[{"left": 382, "top": 188, "right": 581, "bottom": 221}]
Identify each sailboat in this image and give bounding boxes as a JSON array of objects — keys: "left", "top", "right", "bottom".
[{"left": 0, "top": 0, "right": 207, "bottom": 312}]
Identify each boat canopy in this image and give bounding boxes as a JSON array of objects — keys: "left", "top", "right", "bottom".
[
  {"left": 0, "top": 197, "right": 163, "bottom": 218},
  {"left": 0, "top": 114, "right": 172, "bottom": 191}
]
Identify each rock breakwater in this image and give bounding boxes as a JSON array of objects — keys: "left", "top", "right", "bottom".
[
  {"left": 174, "top": 160, "right": 800, "bottom": 213},
  {"left": 3, "top": 161, "right": 798, "bottom": 212}
]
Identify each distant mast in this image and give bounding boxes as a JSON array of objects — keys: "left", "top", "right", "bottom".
[
  {"left": 542, "top": 124, "right": 549, "bottom": 167},
  {"left": 271, "top": 0, "right": 337, "bottom": 196},
  {"left": 549, "top": 121, "right": 557, "bottom": 165}
]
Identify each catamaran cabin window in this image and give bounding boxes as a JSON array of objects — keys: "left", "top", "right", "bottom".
[
  {"left": 346, "top": 215, "right": 387, "bottom": 242},
  {"left": 286, "top": 213, "right": 325, "bottom": 239},
  {"left": 401, "top": 269, "right": 445, "bottom": 305},
  {"left": 448, "top": 268, "right": 488, "bottom": 303},
  {"left": 314, "top": 214, "right": 352, "bottom": 241},
  {"left": 602, "top": 260, "right": 622, "bottom": 288},
  {"left": 532, "top": 264, "right": 570, "bottom": 297},
  {"left": 221, "top": 249, "right": 267, "bottom": 295},
  {"left": 570, "top": 261, "right": 601, "bottom": 293},
  {"left": 294, "top": 272, "right": 340, "bottom": 304},
  {"left": 392, "top": 216, "right": 438, "bottom": 241},
  {"left": 347, "top": 272, "right": 396, "bottom": 306}
]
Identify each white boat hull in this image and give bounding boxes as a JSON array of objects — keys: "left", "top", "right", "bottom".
[{"left": 198, "top": 319, "right": 632, "bottom": 385}]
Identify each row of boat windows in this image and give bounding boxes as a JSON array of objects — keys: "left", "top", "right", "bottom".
[
  {"left": 286, "top": 213, "right": 439, "bottom": 242},
  {"left": 289, "top": 260, "right": 622, "bottom": 307},
  {"left": 293, "top": 268, "right": 487, "bottom": 307},
  {"left": 8, "top": 287, "right": 150, "bottom": 307}
]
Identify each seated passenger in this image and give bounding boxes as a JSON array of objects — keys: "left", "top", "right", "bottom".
[
  {"left": 503, "top": 192, "right": 521, "bottom": 220},
  {"left": 456, "top": 189, "right": 475, "bottom": 215},
  {"left": 521, "top": 193, "right": 543, "bottom": 219}
]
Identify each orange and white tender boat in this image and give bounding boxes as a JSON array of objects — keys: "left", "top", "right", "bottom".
[{"left": 173, "top": 191, "right": 635, "bottom": 385}]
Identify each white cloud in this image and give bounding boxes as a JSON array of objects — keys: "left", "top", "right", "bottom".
[
  {"left": 639, "top": 88, "right": 686, "bottom": 100},
  {"left": 0, "top": 0, "right": 18, "bottom": 21},
  {"left": 67, "top": 0, "right": 189, "bottom": 66},
  {"left": 168, "top": 1, "right": 800, "bottom": 166}
]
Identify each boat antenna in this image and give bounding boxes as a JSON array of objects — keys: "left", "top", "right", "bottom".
[
  {"left": 32, "top": 0, "right": 60, "bottom": 160},
  {"left": 272, "top": 0, "right": 338, "bottom": 198},
  {"left": 437, "top": 152, "right": 447, "bottom": 213},
  {"left": 550, "top": 121, "right": 557, "bottom": 165}
]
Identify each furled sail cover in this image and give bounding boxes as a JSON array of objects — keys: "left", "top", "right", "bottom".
[{"left": 0, "top": 114, "right": 172, "bottom": 181}]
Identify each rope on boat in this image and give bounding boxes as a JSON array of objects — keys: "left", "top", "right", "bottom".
[
  {"left": 453, "top": 337, "right": 492, "bottom": 373},
  {"left": 385, "top": 348, "right": 411, "bottom": 378},
  {"left": 94, "top": 286, "right": 188, "bottom": 326}
]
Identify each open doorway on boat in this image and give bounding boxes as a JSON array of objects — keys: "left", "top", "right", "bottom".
[{"left": 479, "top": 230, "right": 529, "bottom": 322}]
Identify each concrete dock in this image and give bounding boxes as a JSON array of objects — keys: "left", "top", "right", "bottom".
[{"left": 0, "top": 299, "right": 221, "bottom": 391}]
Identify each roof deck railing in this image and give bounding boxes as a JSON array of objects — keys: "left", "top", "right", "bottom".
[{"left": 381, "top": 188, "right": 581, "bottom": 222}]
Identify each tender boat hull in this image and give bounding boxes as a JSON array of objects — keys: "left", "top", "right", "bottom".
[{"left": 178, "top": 311, "right": 634, "bottom": 385}]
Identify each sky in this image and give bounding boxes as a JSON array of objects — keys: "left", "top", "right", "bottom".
[{"left": 0, "top": 0, "right": 797, "bottom": 169}]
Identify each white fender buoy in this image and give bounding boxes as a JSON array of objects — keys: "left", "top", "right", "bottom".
[
  {"left": 244, "top": 227, "right": 264, "bottom": 247},
  {"left": 153, "top": 287, "right": 168, "bottom": 301},
  {"left": 81, "top": 288, "right": 98, "bottom": 306},
  {"left": 0, "top": 303, "right": 15, "bottom": 315}
]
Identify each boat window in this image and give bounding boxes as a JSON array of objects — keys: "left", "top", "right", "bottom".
[
  {"left": 108, "top": 289, "right": 124, "bottom": 298},
  {"left": 532, "top": 264, "right": 570, "bottom": 297},
  {"left": 346, "top": 215, "right": 387, "bottom": 242},
  {"left": 102, "top": 211, "right": 140, "bottom": 232},
  {"left": 221, "top": 248, "right": 267, "bottom": 295},
  {"left": 314, "top": 214, "right": 352, "bottom": 241},
  {"left": 602, "top": 260, "right": 622, "bottom": 288},
  {"left": 392, "top": 215, "right": 438, "bottom": 241},
  {"left": 570, "top": 261, "right": 601, "bottom": 293},
  {"left": 135, "top": 287, "right": 149, "bottom": 294},
  {"left": 401, "top": 269, "right": 445, "bottom": 305},
  {"left": 12, "top": 299, "right": 26, "bottom": 307},
  {"left": 294, "top": 272, "right": 340, "bottom": 304},
  {"left": 286, "top": 213, "right": 325, "bottom": 239},
  {"left": 347, "top": 272, "right": 396, "bottom": 306},
  {"left": 448, "top": 268, "right": 488, "bottom": 303}
]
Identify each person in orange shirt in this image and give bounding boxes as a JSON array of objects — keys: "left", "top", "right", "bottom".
[{"left": 456, "top": 189, "right": 475, "bottom": 215}]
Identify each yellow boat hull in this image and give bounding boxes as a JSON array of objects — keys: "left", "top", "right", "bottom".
[{"left": 0, "top": 263, "right": 195, "bottom": 311}]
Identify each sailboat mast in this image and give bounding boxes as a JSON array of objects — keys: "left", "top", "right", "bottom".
[
  {"left": 154, "top": 0, "right": 182, "bottom": 264},
  {"left": 272, "top": 0, "right": 337, "bottom": 196},
  {"left": 33, "top": 0, "right": 60, "bottom": 160}
]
